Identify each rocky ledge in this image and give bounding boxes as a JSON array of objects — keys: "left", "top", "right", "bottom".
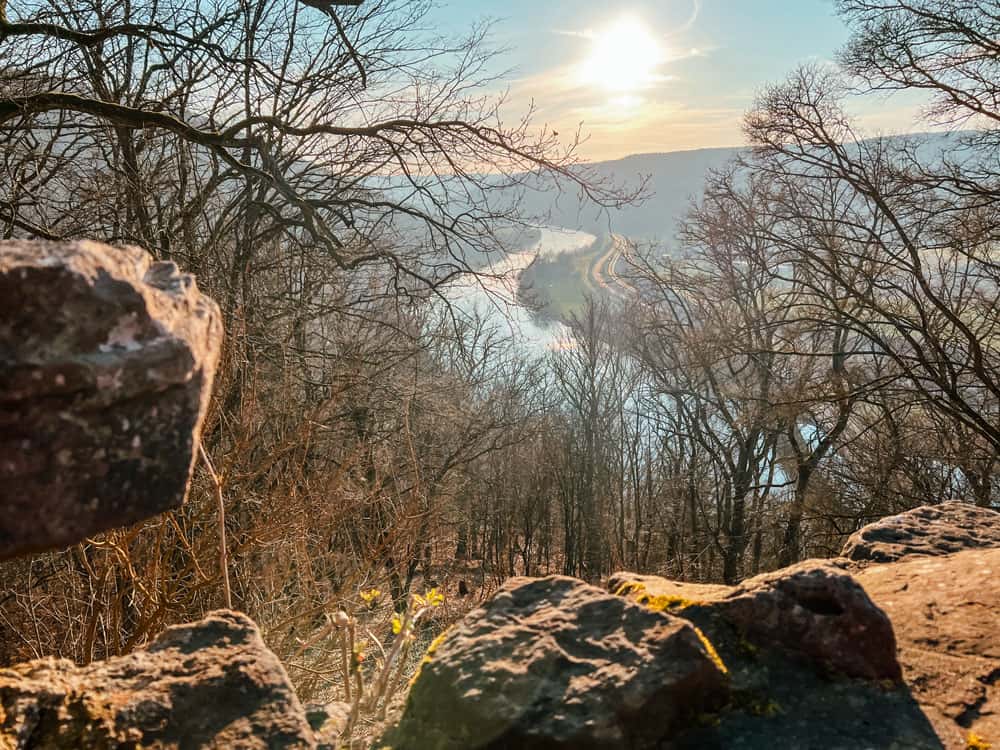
[
  {"left": 381, "top": 501, "right": 1000, "bottom": 750},
  {"left": 0, "top": 503, "right": 995, "bottom": 749},
  {"left": 0, "top": 610, "right": 314, "bottom": 749}
]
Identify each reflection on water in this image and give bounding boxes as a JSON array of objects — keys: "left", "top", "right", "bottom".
[{"left": 445, "top": 227, "right": 596, "bottom": 350}]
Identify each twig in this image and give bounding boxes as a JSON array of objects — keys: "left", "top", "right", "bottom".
[
  {"left": 340, "top": 627, "right": 352, "bottom": 703},
  {"left": 199, "top": 442, "right": 232, "bottom": 609}
]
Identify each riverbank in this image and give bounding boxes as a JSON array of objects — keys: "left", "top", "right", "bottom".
[{"left": 444, "top": 226, "right": 596, "bottom": 350}]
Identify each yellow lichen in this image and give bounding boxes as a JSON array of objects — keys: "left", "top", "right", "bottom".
[
  {"left": 639, "top": 594, "right": 702, "bottom": 612},
  {"left": 614, "top": 581, "right": 702, "bottom": 613},
  {"left": 968, "top": 732, "right": 992, "bottom": 750},
  {"left": 408, "top": 628, "right": 452, "bottom": 688},
  {"left": 614, "top": 581, "right": 646, "bottom": 597},
  {"left": 424, "top": 629, "right": 449, "bottom": 659},
  {"left": 748, "top": 698, "right": 782, "bottom": 717},
  {"left": 691, "top": 625, "right": 728, "bottom": 675}
]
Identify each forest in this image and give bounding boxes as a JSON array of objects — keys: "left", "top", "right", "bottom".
[{"left": 1, "top": 0, "right": 998, "bottom": 742}]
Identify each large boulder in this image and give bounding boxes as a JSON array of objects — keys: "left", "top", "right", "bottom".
[
  {"left": 0, "top": 239, "right": 222, "bottom": 557},
  {"left": 0, "top": 610, "right": 315, "bottom": 748},
  {"left": 380, "top": 575, "right": 730, "bottom": 750},
  {"left": 611, "top": 560, "right": 901, "bottom": 682},
  {"left": 856, "top": 543, "right": 1000, "bottom": 748},
  {"left": 607, "top": 566, "right": 938, "bottom": 749},
  {"left": 606, "top": 504, "right": 1000, "bottom": 750},
  {"left": 842, "top": 501, "right": 1000, "bottom": 564}
]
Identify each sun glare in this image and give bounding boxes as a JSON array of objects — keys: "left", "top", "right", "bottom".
[{"left": 580, "top": 16, "right": 665, "bottom": 93}]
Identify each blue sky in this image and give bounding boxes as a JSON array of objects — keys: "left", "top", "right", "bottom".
[{"left": 426, "top": 1, "right": 927, "bottom": 159}]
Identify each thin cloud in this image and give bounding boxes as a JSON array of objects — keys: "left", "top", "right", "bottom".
[
  {"left": 553, "top": 0, "right": 701, "bottom": 38},
  {"left": 675, "top": 0, "right": 702, "bottom": 35},
  {"left": 551, "top": 28, "right": 597, "bottom": 39}
]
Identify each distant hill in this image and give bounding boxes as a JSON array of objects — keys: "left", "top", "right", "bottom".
[
  {"left": 520, "top": 131, "right": 966, "bottom": 241},
  {"left": 520, "top": 146, "right": 744, "bottom": 241}
]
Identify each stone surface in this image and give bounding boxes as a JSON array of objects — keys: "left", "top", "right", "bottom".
[
  {"left": 306, "top": 701, "right": 350, "bottom": 749},
  {"left": 0, "top": 239, "right": 222, "bottom": 557},
  {"left": 716, "top": 562, "right": 903, "bottom": 682},
  {"left": 380, "top": 575, "right": 729, "bottom": 750},
  {"left": 608, "top": 565, "right": 940, "bottom": 749},
  {"left": 611, "top": 560, "right": 902, "bottom": 682},
  {"left": 0, "top": 610, "right": 315, "bottom": 748},
  {"left": 608, "top": 502, "right": 1000, "bottom": 749},
  {"left": 842, "top": 501, "right": 1000, "bottom": 564},
  {"left": 379, "top": 505, "right": 1000, "bottom": 749},
  {"left": 857, "top": 546, "right": 1000, "bottom": 749}
]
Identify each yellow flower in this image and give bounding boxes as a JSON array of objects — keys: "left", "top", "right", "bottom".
[
  {"left": 360, "top": 588, "right": 381, "bottom": 607},
  {"left": 391, "top": 614, "right": 403, "bottom": 635},
  {"left": 425, "top": 587, "right": 444, "bottom": 607}
]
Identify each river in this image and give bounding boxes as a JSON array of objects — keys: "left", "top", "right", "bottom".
[{"left": 444, "top": 227, "right": 596, "bottom": 350}]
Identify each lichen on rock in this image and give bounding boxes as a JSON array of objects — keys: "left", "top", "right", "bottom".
[
  {"left": 380, "top": 575, "right": 730, "bottom": 750},
  {"left": 0, "top": 610, "right": 315, "bottom": 749},
  {"left": 612, "top": 562, "right": 902, "bottom": 683}
]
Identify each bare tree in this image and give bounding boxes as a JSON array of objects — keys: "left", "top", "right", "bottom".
[
  {"left": 746, "top": 64, "right": 1000, "bottom": 472},
  {"left": 549, "top": 298, "right": 633, "bottom": 579},
  {"left": 630, "top": 202, "right": 782, "bottom": 584},
  {"left": 0, "top": 0, "right": 633, "bottom": 309}
]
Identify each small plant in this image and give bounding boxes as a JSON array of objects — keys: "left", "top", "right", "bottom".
[{"left": 335, "top": 588, "right": 446, "bottom": 742}]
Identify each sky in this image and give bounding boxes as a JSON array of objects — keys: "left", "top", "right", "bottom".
[{"left": 428, "top": 0, "right": 929, "bottom": 161}]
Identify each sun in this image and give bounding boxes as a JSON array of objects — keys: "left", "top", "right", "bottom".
[{"left": 580, "top": 16, "right": 665, "bottom": 93}]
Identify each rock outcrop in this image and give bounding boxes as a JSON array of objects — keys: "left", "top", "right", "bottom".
[
  {"left": 612, "top": 560, "right": 901, "bottom": 682},
  {"left": 605, "top": 563, "right": 930, "bottom": 749},
  {"left": 842, "top": 501, "right": 1000, "bottom": 564},
  {"left": 0, "top": 239, "right": 222, "bottom": 558},
  {"left": 380, "top": 575, "right": 729, "bottom": 750},
  {"left": 382, "top": 503, "right": 1000, "bottom": 750},
  {"left": 608, "top": 503, "right": 1000, "bottom": 749},
  {"left": 0, "top": 610, "right": 315, "bottom": 749},
  {"left": 850, "top": 504, "right": 1000, "bottom": 749}
]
